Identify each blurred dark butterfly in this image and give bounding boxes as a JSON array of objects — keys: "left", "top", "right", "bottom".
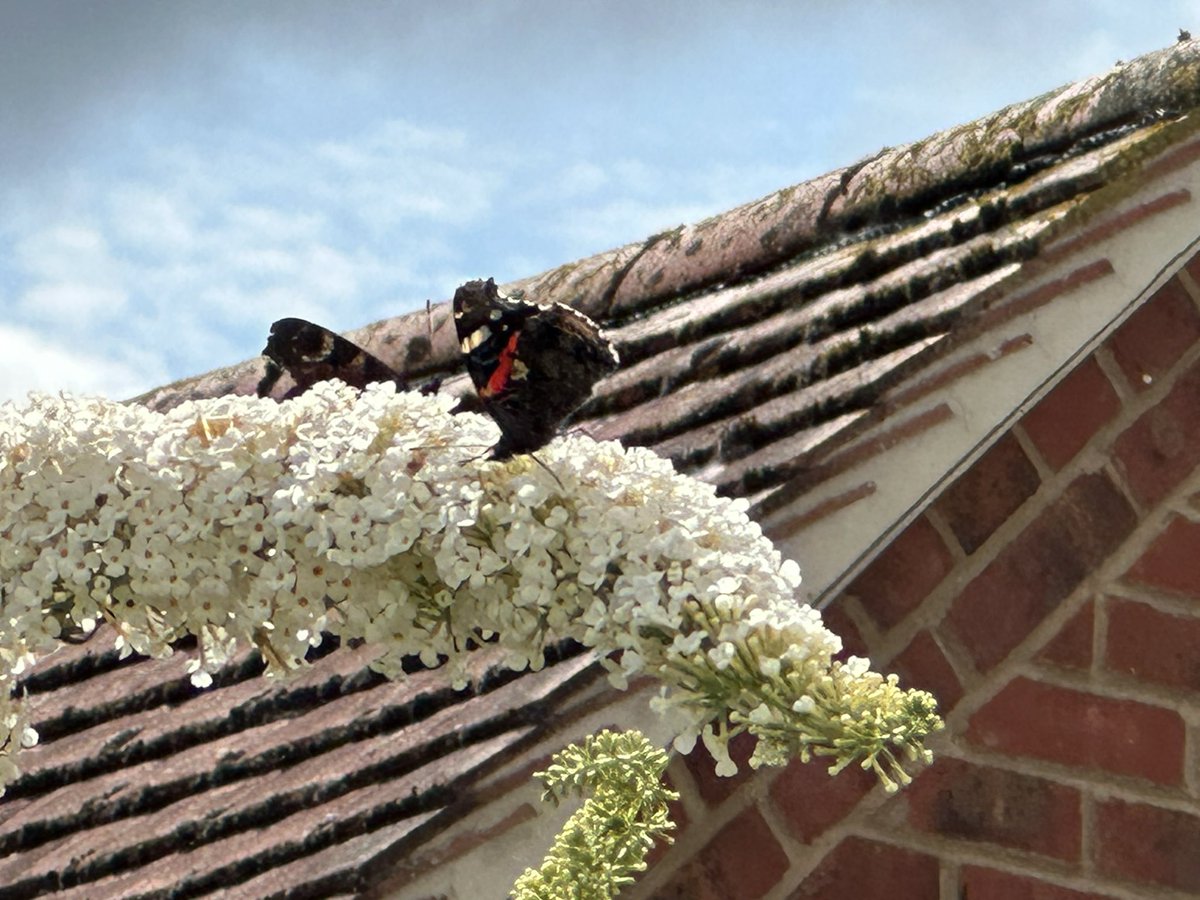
[{"left": 256, "top": 317, "right": 426, "bottom": 400}]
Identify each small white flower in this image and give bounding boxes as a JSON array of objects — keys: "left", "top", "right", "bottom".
[
  {"left": 20, "top": 725, "right": 38, "bottom": 749},
  {"left": 844, "top": 655, "right": 872, "bottom": 677},
  {"left": 779, "top": 558, "right": 802, "bottom": 588},
  {"left": 708, "top": 642, "right": 737, "bottom": 670},
  {"left": 670, "top": 631, "right": 703, "bottom": 656},
  {"left": 747, "top": 703, "right": 774, "bottom": 725},
  {"left": 759, "top": 656, "right": 781, "bottom": 678},
  {"left": 702, "top": 725, "right": 738, "bottom": 777}
]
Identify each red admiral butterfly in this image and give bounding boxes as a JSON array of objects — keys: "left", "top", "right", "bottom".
[
  {"left": 452, "top": 278, "right": 619, "bottom": 460},
  {"left": 257, "top": 279, "right": 619, "bottom": 460}
]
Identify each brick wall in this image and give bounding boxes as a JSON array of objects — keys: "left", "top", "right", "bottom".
[{"left": 633, "top": 263, "right": 1200, "bottom": 899}]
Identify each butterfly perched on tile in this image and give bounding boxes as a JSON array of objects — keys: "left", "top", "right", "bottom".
[
  {"left": 256, "top": 317, "right": 431, "bottom": 400},
  {"left": 453, "top": 278, "right": 619, "bottom": 460}
]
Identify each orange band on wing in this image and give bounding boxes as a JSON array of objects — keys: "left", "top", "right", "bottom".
[{"left": 481, "top": 332, "right": 521, "bottom": 397}]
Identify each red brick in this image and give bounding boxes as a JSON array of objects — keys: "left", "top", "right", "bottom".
[
  {"left": 656, "top": 807, "right": 789, "bottom": 900},
  {"left": 935, "top": 433, "right": 1041, "bottom": 553},
  {"left": 967, "top": 677, "right": 1185, "bottom": 785},
  {"left": 1096, "top": 798, "right": 1200, "bottom": 892},
  {"left": 891, "top": 630, "right": 963, "bottom": 712},
  {"left": 1124, "top": 515, "right": 1200, "bottom": 598},
  {"left": 1114, "top": 357, "right": 1200, "bottom": 506},
  {"left": 960, "top": 866, "right": 1116, "bottom": 899},
  {"left": 1022, "top": 356, "right": 1121, "bottom": 470},
  {"left": 945, "top": 471, "right": 1137, "bottom": 671},
  {"left": 770, "top": 757, "right": 875, "bottom": 844},
  {"left": 1108, "top": 278, "right": 1200, "bottom": 392},
  {"left": 819, "top": 601, "right": 870, "bottom": 660},
  {"left": 788, "top": 837, "right": 939, "bottom": 899},
  {"left": 683, "top": 730, "right": 757, "bottom": 806},
  {"left": 848, "top": 516, "right": 953, "bottom": 631},
  {"left": 905, "top": 757, "right": 1081, "bottom": 860},
  {"left": 1106, "top": 598, "right": 1200, "bottom": 692},
  {"left": 1036, "top": 601, "right": 1094, "bottom": 670}
]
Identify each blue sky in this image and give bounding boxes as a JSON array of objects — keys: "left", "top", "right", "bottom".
[{"left": 2, "top": 1, "right": 1197, "bottom": 402}]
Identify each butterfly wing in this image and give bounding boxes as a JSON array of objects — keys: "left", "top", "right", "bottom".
[{"left": 257, "top": 317, "right": 409, "bottom": 400}]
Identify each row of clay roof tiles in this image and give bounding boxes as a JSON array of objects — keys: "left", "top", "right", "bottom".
[
  {"left": 0, "top": 633, "right": 600, "bottom": 898},
  {"left": 137, "top": 43, "right": 1200, "bottom": 518},
  {"left": 9, "top": 36, "right": 1200, "bottom": 900}
]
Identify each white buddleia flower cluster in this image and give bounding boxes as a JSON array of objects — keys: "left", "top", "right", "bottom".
[{"left": 0, "top": 383, "right": 940, "bottom": 796}]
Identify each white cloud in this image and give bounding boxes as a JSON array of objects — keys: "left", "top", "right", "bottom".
[
  {"left": 13, "top": 225, "right": 130, "bottom": 327},
  {"left": 106, "top": 186, "right": 195, "bottom": 253},
  {"left": 19, "top": 282, "right": 128, "bottom": 323},
  {"left": 0, "top": 324, "right": 163, "bottom": 403},
  {"left": 318, "top": 119, "right": 469, "bottom": 158},
  {"left": 14, "top": 224, "right": 120, "bottom": 282},
  {"left": 0, "top": 115, "right": 518, "bottom": 399},
  {"left": 312, "top": 122, "right": 501, "bottom": 230},
  {"left": 557, "top": 161, "right": 609, "bottom": 198},
  {"left": 221, "top": 205, "right": 327, "bottom": 246}
]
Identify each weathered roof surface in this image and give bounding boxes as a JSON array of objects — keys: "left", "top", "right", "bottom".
[
  {"left": 0, "top": 634, "right": 602, "bottom": 899},
  {"left": 13, "top": 37, "right": 1200, "bottom": 899},
  {"left": 141, "top": 40, "right": 1200, "bottom": 520}
]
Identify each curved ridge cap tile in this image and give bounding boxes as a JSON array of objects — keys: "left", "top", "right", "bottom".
[
  {"left": 604, "top": 43, "right": 1200, "bottom": 317},
  {"left": 608, "top": 52, "right": 1197, "bottom": 317},
  {"left": 134, "top": 360, "right": 263, "bottom": 413},
  {"left": 125, "top": 40, "right": 1200, "bottom": 412},
  {"left": 606, "top": 172, "right": 851, "bottom": 316},
  {"left": 501, "top": 241, "right": 647, "bottom": 319},
  {"left": 833, "top": 43, "right": 1200, "bottom": 218}
]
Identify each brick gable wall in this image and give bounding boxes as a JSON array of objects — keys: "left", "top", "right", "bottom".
[{"left": 632, "top": 260, "right": 1200, "bottom": 898}]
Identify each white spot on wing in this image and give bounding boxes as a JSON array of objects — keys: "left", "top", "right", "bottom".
[{"left": 460, "top": 325, "right": 491, "bottom": 353}]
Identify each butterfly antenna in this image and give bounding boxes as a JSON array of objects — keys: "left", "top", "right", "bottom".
[
  {"left": 404, "top": 442, "right": 492, "bottom": 457},
  {"left": 528, "top": 452, "right": 564, "bottom": 489},
  {"left": 414, "top": 299, "right": 446, "bottom": 397},
  {"left": 562, "top": 422, "right": 599, "bottom": 440}
]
